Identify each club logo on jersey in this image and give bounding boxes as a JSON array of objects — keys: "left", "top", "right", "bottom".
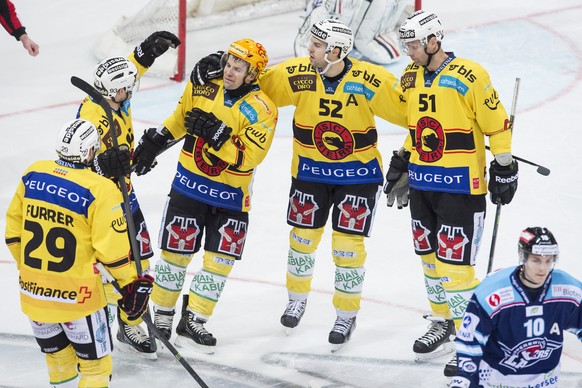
[
  {"left": 437, "top": 225, "right": 469, "bottom": 261},
  {"left": 416, "top": 116, "right": 445, "bottom": 162},
  {"left": 412, "top": 220, "right": 431, "bottom": 251},
  {"left": 136, "top": 221, "right": 152, "bottom": 257},
  {"left": 499, "top": 338, "right": 563, "bottom": 371},
  {"left": 194, "top": 137, "right": 228, "bottom": 176},
  {"left": 165, "top": 216, "right": 200, "bottom": 253},
  {"left": 290, "top": 74, "right": 316, "bottom": 92},
  {"left": 337, "top": 195, "right": 370, "bottom": 232},
  {"left": 191, "top": 82, "right": 219, "bottom": 100},
  {"left": 217, "top": 219, "right": 247, "bottom": 256},
  {"left": 313, "top": 121, "right": 354, "bottom": 160},
  {"left": 401, "top": 71, "right": 417, "bottom": 91},
  {"left": 289, "top": 190, "right": 319, "bottom": 226}
]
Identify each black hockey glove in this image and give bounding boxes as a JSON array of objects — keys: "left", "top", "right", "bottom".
[
  {"left": 185, "top": 108, "right": 232, "bottom": 151},
  {"left": 488, "top": 159, "right": 518, "bottom": 205},
  {"left": 93, "top": 147, "right": 132, "bottom": 179},
  {"left": 383, "top": 149, "right": 411, "bottom": 209},
  {"left": 134, "top": 31, "right": 181, "bottom": 68},
  {"left": 118, "top": 275, "right": 154, "bottom": 321},
  {"left": 132, "top": 127, "right": 173, "bottom": 176},
  {"left": 190, "top": 51, "right": 224, "bottom": 86}
]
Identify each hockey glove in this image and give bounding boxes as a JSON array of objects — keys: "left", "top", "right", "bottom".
[
  {"left": 185, "top": 108, "right": 232, "bottom": 151},
  {"left": 134, "top": 31, "right": 181, "bottom": 68},
  {"left": 118, "top": 275, "right": 154, "bottom": 321},
  {"left": 93, "top": 147, "right": 132, "bottom": 179},
  {"left": 383, "top": 149, "right": 411, "bottom": 209},
  {"left": 190, "top": 51, "right": 224, "bottom": 86},
  {"left": 132, "top": 127, "right": 173, "bottom": 176},
  {"left": 488, "top": 159, "right": 518, "bottom": 205}
]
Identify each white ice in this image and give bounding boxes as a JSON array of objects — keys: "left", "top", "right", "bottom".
[{"left": 1, "top": 0, "right": 582, "bottom": 387}]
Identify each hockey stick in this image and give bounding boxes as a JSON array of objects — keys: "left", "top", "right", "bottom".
[
  {"left": 485, "top": 146, "right": 550, "bottom": 176},
  {"left": 487, "top": 77, "right": 520, "bottom": 274},
  {"left": 71, "top": 75, "right": 144, "bottom": 274},
  {"left": 70, "top": 76, "right": 207, "bottom": 387},
  {"left": 96, "top": 263, "right": 209, "bottom": 388},
  {"left": 70, "top": 75, "right": 160, "bottom": 352}
]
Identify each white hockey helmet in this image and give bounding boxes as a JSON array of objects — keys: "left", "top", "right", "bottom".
[
  {"left": 399, "top": 10, "right": 444, "bottom": 47},
  {"left": 94, "top": 56, "right": 138, "bottom": 100},
  {"left": 311, "top": 19, "right": 354, "bottom": 61},
  {"left": 55, "top": 119, "right": 101, "bottom": 166},
  {"left": 518, "top": 227, "right": 559, "bottom": 265}
]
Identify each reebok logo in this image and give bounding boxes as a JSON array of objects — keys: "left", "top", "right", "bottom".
[
  {"left": 495, "top": 174, "right": 518, "bottom": 184},
  {"left": 213, "top": 124, "right": 227, "bottom": 142}
]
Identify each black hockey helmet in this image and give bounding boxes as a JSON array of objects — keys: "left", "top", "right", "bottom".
[{"left": 518, "top": 227, "right": 559, "bottom": 264}]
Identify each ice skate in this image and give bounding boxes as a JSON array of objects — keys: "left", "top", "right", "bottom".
[
  {"left": 153, "top": 307, "right": 175, "bottom": 341},
  {"left": 328, "top": 316, "right": 356, "bottom": 352},
  {"left": 443, "top": 353, "right": 458, "bottom": 377},
  {"left": 413, "top": 315, "right": 455, "bottom": 361},
  {"left": 280, "top": 299, "right": 307, "bottom": 335},
  {"left": 174, "top": 309, "right": 216, "bottom": 354},
  {"left": 116, "top": 314, "right": 157, "bottom": 360}
]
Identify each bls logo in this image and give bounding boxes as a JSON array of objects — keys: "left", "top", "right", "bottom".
[
  {"left": 289, "top": 190, "right": 319, "bottom": 227},
  {"left": 218, "top": 219, "right": 247, "bottom": 256},
  {"left": 437, "top": 225, "right": 469, "bottom": 261},
  {"left": 448, "top": 64, "right": 476, "bottom": 83},
  {"left": 165, "top": 216, "right": 200, "bottom": 253},
  {"left": 337, "top": 195, "right": 370, "bottom": 232},
  {"left": 412, "top": 220, "right": 431, "bottom": 251}
]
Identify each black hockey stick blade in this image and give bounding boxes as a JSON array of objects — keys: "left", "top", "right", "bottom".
[
  {"left": 71, "top": 75, "right": 104, "bottom": 104},
  {"left": 536, "top": 166, "right": 551, "bottom": 176}
]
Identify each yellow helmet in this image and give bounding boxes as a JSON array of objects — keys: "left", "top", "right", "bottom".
[{"left": 227, "top": 38, "right": 269, "bottom": 80}]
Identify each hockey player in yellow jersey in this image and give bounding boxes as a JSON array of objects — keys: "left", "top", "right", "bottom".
[
  {"left": 76, "top": 31, "right": 180, "bottom": 357},
  {"left": 132, "top": 38, "right": 277, "bottom": 353},
  {"left": 383, "top": 10, "right": 519, "bottom": 376},
  {"left": 5, "top": 119, "right": 153, "bottom": 387},
  {"left": 263, "top": 19, "right": 408, "bottom": 351},
  {"left": 192, "top": 19, "right": 407, "bottom": 350}
]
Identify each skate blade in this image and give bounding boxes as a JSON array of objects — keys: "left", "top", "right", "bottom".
[
  {"left": 174, "top": 335, "right": 215, "bottom": 355},
  {"left": 284, "top": 327, "right": 294, "bottom": 336},
  {"left": 115, "top": 341, "right": 158, "bottom": 360},
  {"left": 414, "top": 342, "right": 455, "bottom": 362},
  {"left": 330, "top": 342, "right": 346, "bottom": 353}
]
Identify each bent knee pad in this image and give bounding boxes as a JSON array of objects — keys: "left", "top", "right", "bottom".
[
  {"left": 77, "top": 356, "right": 112, "bottom": 388},
  {"left": 435, "top": 261, "right": 480, "bottom": 326},
  {"left": 151, "top": 251, "right": 191, "bottom": 308},
  {"left": 333, "top": 265, "right": 365, "bottom": 312},
  {"left": 331, "top": 231, "right": 366, "bottom": 267},
  {"left": 46, "top": 345, "right": 78, "bottom": 386},
  {"left": 289, "top": 226, "right": 324, "bottom": 253},
  {"left": 421, "top": 253, "right": 450, "bottom": 318}
]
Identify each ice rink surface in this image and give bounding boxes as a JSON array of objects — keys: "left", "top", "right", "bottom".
[{"left": 1, "top": 1, "right": 582, "bottom": 386}]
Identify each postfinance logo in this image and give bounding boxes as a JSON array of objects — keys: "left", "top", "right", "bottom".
[{"left": 20, "top": 277, "right": 92, "bottom": 304}]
